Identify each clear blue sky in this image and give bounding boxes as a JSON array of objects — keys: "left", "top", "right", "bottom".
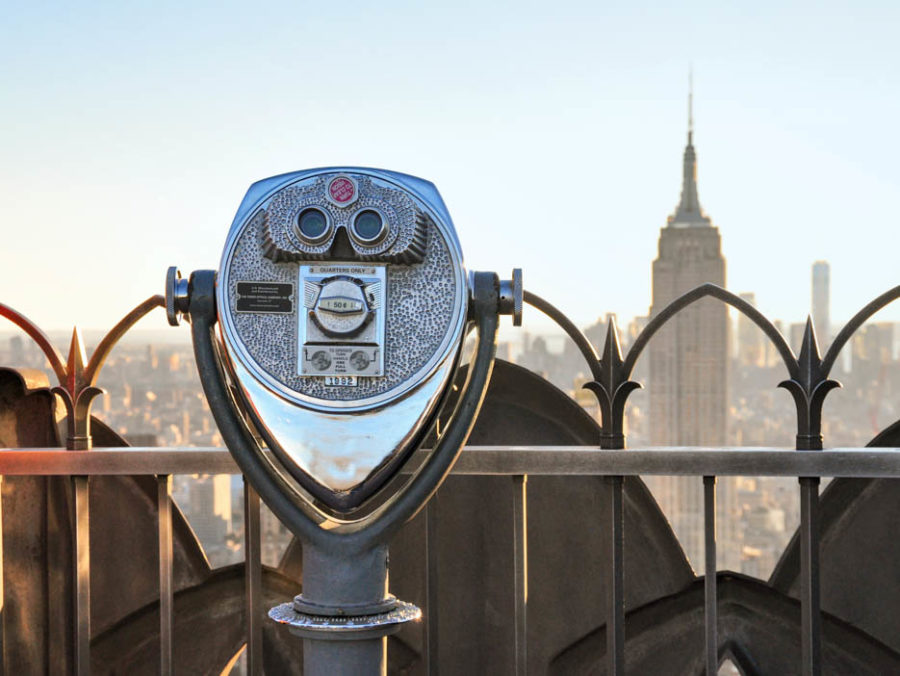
[{"left": 2, "top": 1, "right": 900, "bottom": 337}]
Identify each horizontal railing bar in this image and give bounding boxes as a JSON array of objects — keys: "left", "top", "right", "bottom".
[
  {"left": 1, "top": 446, "right": 900, "bottom": 477},
  {"left": 441, "top": 447, "right": 900, "bottom": 477},
  {"left": 0, "top": 448, "right": 239, "bottom": 475}
]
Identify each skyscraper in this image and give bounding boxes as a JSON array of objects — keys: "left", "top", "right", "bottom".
[
  {"left": 736, "top": 292, "right": 765, "bottom": 367},
  {"left": 645, "top": 89, "right": 734, "bottom": 570},
  {"left": 812, "top": 261, "right": 830, "bottom": 343},
  {"left": 648, "top": 94, "right": 728, "bottom": 447}
]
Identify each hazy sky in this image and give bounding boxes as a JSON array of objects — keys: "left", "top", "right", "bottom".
[{"left": 2, "top": 1, "right": 900, "bottom": 339}]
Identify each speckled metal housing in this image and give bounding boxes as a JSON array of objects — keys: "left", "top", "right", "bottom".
[
  {"left": 261, "top": 174, "right": 429, "bottom": 263},
  {"left": 213, "top": 168, "right": 468, "bottom": 506},
  {"left": 217, "top": 168, "right": 467, "bottom": 412}
]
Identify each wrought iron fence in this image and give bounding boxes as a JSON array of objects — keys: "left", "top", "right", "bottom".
[
  {"left": 0, "top": 447, "right": 899, "bottom": 674},
  {"left": 1, "top": 280, "right": 900, "bottom": 674}
]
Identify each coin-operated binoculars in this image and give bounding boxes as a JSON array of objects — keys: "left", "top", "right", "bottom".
[{"left": 166, "top": 167, "right": 521, "bottom": 673}]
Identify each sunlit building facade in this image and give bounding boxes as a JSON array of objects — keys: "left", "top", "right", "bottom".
[{"left": 646, "top": 110, "right": 735, "bottom": 569}]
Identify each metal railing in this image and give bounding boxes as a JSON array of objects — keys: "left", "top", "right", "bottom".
[
  {"left": 0, "top": 445, "right": 899, "bottom": 674},
  {"left": 3, "top": 278, "right": 900, "bottom": 674}
]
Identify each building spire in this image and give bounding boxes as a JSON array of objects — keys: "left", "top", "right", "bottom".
[
  {"left": 688, "top": 66, "right": 694, "bottom": 145},
  {"left": 669, "top": 67, "right": 711, "bottom": 227}
]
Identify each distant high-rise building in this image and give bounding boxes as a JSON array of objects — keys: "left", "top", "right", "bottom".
[
  {"left": 9, "top": 336, "right": 24, "bottom": 365},
  {"left": 812, "top": 261, "right": 830, "bottom": 343},
  {"left": 767, "top": 319, "right": 786, "bottom": 368},
  {"left": 737, "top": 292, "right": 765, "bottom": 367},
  {"left": 852, "top": 322, "right": 894, "bottom": 377},
  {"left": 648, "top": 96, "right": 728, "bottom": 447},
  {"left": 645, "top": 88, "right": 735, "bottom": 571},
  {"left": 187, "top": 473, "right": 234, "bottom": 564},
  {"left": 145, "top": 344, "right": 158, "bottom": 372}
]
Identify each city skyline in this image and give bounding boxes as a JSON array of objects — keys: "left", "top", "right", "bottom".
[
  {"left": 1, "top": 5, "right": 899, "bottom": 672},
  {"left": 3, "top": 2, "right": 900, "bottom": 333}
]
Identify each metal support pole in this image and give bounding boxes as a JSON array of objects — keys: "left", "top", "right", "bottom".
[
  {"left": 303, "top": 639, "right": 387, "bottom": 673},
  {"left": 703, "top": 476, "right": 717, "bottom": 675},
  {"left": 425, "top": 502, "right": 440, "bottom": 675},
  {"left": 799, "top": 477, "right": 821, "bottom": 675},
  {"left": 297, "top": 544, "right": 393, "bottom": 676},
  {"left": 606, "top": 475, "right": 625, "bottom": 676},
  {"left": 73, "top": 475, "right": 90, "bottom": 676},
  {"left": 244, "top": 479, "right": 263, "bottom": 676},
  {"left": 157, "top": 475, "right": 173, "bottom": 676},
  {"left": 512, "top": 475, "right": 527, "bottom": 675}
]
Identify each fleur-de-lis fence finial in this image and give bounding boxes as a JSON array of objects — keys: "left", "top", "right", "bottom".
[
  {"left": 0, "top": 296, "right": 165, "bottom": 450},
  {"left": 778, "top": 317, "right": 840, "bottom": 451},
  {"left": 583, "top": 317, "right": 641, "bottom": 450}
]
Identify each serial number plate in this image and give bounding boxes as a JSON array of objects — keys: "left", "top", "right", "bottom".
[{"left": 323, "top": 375, "right": 358, "bottom": 387}]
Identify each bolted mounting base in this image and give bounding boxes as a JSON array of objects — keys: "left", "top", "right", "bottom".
[
  {"left": 294, "top": 592, "right": 398, "bottom": 617},
  {"left": 269, "top": 599, "right": 421, "bottom": 641},
  {"left": 267, "top": 543, "right": 421, "bottom": 674}
]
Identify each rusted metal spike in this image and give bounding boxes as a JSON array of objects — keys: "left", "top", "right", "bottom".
[{"left": 66, "top": 327, "right": 88, "bottom": 397}]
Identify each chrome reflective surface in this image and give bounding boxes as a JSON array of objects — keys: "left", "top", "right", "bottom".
[
  {"left": 214, "top": 167, "right": 468, "bottom": 499},
  {"left": 229, "top": 355, "right": 453, "bottom": 491}
]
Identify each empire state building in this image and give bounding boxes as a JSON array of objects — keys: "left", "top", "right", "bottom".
[
  {"left": 645, "top": 96, "right": 734, "bottom": 570},
  {"left": 648, "top": 105, "right": 728, "bottom": 447}
]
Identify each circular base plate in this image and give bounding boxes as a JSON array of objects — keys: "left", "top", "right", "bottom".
[
  {"left": 269, "top": 600, "right": 422, "bottom": 641},
  {"left": 293, "top": 593, "right": 398, "bottom": 616}
]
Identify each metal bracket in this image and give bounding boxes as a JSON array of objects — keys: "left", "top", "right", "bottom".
[
  {"left": 498, "top": 268, "right": 523, "bottom": 326},
  {"left": 165, "top": 266, "right": 190, "bottom": 327}
]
